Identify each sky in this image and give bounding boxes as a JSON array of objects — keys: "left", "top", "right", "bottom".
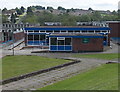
[{"left": 0, "top": 0, "right": 120, "bottom": 11}]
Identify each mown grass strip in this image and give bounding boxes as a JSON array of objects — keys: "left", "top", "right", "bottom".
[
  {"left": 39, "top": 63, "right": 118, "bottom": 90},
  {"left": 72, "top": 53, "right": 119, "bottom": 60},
  {"left": 2, "top": 55, "right": 69, "bottom": 79}
]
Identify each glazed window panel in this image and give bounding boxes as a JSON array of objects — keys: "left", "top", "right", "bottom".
[
  {"left": 34, "top": 30, "right": 39, "bottom": 33},
  {"left": 40, "top": 35, "right": 45, "bottom": 40},
  {"left": 34, "top": 35, "right": 39, "bottom": 40},
  {"left": 51, "top": 38, "right": 57, "bottom": 45},
  {"left": 65, "top": 38, "right": 71, "bottom": 45},
  {"left": 28, "top": 35, "right": 33, "bottom": 40},
  {"left": 58, "top": 40, "right": 64, "bottom": 45}
]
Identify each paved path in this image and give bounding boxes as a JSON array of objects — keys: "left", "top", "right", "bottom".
[
  {"left": 1, "top": 58, "right": 111, "bottom": 91},
  {"left": 0, "top": 41, "right": 119, "bottom": 59},
  {"left": 102, "top": 42, "right": 119, "bottom": 53}
]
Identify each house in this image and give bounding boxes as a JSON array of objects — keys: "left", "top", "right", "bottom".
[
  {"left": 1, "top": 23, "right": 35, "bottom": 43},
  {"left": 2, "top": 9, "right": 16, "bottom": 16},
  {"left": 44, "top": 22, "right": 62, "bottom": 26},
  {"left": 68, "top": 9, "right": 92, "bottom": 16}
]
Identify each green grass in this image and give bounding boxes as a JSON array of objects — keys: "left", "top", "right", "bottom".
[
  {"left": 0, "top": 58, "right": 2, "bottom": 80},
  {"left": 73, "top": 53, "right": 119, "bottom": 60},
  {"left": 2, "top": 55, "right": 69, "bottom": 79},
  {"left": 39, "top": 63, "right": 118, "bottom": 90}
]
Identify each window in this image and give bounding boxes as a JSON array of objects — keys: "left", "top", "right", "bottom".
[
  {"left": 34, "top": 35, "right": 39, "bottom": 40},
  {"left": 40, "top": 35, "right": 45, "bottom": 40},
  {"left": 28, "top": 35, "right": 33, "bottom": 40},
  {"left": 61, "top": 30, "right": 67, "bottom": 33},
  {"left": 75, "top": 31, "right": 80, "bottom": 33},
  {"left": 82, "top": 38, "right": 90, "bottom": 43},
  {"left": 50, "top": 37, "right": 72, "bottom": 46},
  {"left": 51, "top": 38, "right": 57, "bottom": 45},
  {"left": 34, "top": 30, "right": 39, "bottom": 33},
  {"left": 58, "top": 40, "right": 64, "bottom": 45},
  {"left": 48, "top": 30, "right": 53, "bottom": 33},
  {"left": 28, "top": 30, "right": 33, "bottom": 32},
  {"left": 40, "top": 30, "right": 45, "bottom": 32},
  {"left": 89, "top": 31, "right": 94, "bottom": 33},
  {"left": 54, "top": 30, "right": 60, "bottom": 33},
  {"left": 65, "top": 38, "right": 71, "bottom": 45},
  {"left": 68, "top": 31, "right": 73, "bottom": 33},
  {"left": 82, "top": 31, "right": 87, "bottom": 33}
]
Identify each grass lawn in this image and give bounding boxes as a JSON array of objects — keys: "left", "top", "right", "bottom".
[
  {"left": 72, "top": 53, "right": 119, "bottom": 60},
  {"left": 0, "top": 59, "right": 2, "bottom": 80},
  {"left": 39, "top": 63, "right": 118, "bottom": 90},
  {"left": 2, "top": 55, "right": 69, "bottom": 79}
]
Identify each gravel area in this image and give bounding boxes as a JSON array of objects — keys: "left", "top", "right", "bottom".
[{"left": 1, "top": 57, "right": 111, "bottom": 91}]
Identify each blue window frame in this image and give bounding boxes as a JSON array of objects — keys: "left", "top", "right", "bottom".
[{"left": 50, "top": 37, "right": 72, "bottom": 51}]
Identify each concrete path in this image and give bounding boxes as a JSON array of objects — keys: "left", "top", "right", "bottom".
[
  {"left": 0, "top": 41, "right": 119, "bottom": 59},
  {"left": 102, "top": 42, "right": 119, "bottom": 53},
  {"left": 1, "top": 58, "right": 111, "bottom": 91}
]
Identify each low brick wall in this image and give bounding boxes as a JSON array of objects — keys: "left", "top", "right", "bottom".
[{"left": 1, "top": 60, "right": 80, "bottom": 85}]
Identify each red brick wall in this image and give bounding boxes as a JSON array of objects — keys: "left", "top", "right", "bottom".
[
  {"left": 72, "top": 38, "right": 103, "bottom": 52},
  {"left": 14, "top": 32, "right": 24, "bottom": 42},
  {"left": 108, "top": 34, "right": 110, "bottom": 46},
  {"left": 24, "top": 33, "right": 27, "bottom": 46},
  {"left": 109, "top": 23, "right": 120, "bottom": 37}
]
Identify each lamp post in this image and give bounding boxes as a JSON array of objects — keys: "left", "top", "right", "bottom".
[{"left": 12, "top": 30, "right": 14, "bottom": 56}]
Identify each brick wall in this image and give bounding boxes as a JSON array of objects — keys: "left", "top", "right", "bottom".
[
  {"left": 109, "top": 23, "right": 120, "bottom": 37},
  {"left": 24, "top": 33, "right": 27, "bottom": 46},
  {"left": 108, "top": 34, "right": 110, "bottom": 46},
  {"left": 72, "top": 38, "right": 103, "bottom": 52},
  {"left": 14, "top": 32, "right": 24, "bottom": 42}
]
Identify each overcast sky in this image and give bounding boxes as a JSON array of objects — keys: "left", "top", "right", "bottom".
[{"left": 1, "top": 0, "right": 119, "bottom": 11}]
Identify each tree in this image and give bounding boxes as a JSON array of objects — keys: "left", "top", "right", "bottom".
[
  {"left": 60, "top": 14, "right": 77, "bottom": 26},
  {"left": 47, "top": 6, "right": 54, "bottom": 10},
  {"left": 2, "top": 15, "right": 8, "bottom": 23},
  {"left": 66, "top": 9, "right": 70, "bottom": 13},
  {"left": 33, "top": 5, "right": 45, "bottom": 10},
  {"left": 118, "top": 9, "right": 120, "bottom": 20},
  {"left": 10, "top": 13, "right": 16, "bottom": 23},
  {"left": 20, "top": 6, "right": 25, "bottom": 13},
  {"left": 15, "top": 7, "right": 19, "bottom": 11},
  {"left": 78, "top": 15, "right": 91, "bottom": 22},
  {"left": 14, "top": 13, "right": 18, "bottom": 17},
  {"left": 88, "top": 8, "right": 93, "bottom": 11},
  {"left": 92, "top": 11, "right": 102, "bottom": 21},
  {"left": 16, "top": 9, "right": 22, "bottom": 15},
  {"left": 2, "top": 8, "right": 7, "bottom": 12},
  {"left": 27, "top": 6, "right": 33, "bottom": 15},
  {"left": 57, "top": 6, "right": 66, "bottom": 10}
]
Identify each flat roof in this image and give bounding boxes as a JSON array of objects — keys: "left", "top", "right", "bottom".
[
  {"left": 49, "top": 33, "right": 104, "bottom": 38},
  {"left": 24, "top": 26, "right": 111, "bottom": 31}
]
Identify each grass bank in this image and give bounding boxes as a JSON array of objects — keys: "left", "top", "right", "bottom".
[
  {"left": 40, "top": 63, "right": 118, "bottom": 90},
  {"left": 72, "top": 53, "right": 119, "bottom": 60},
  {"left": 2, "top": 55, "right": 69, "bottom": 79}
]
